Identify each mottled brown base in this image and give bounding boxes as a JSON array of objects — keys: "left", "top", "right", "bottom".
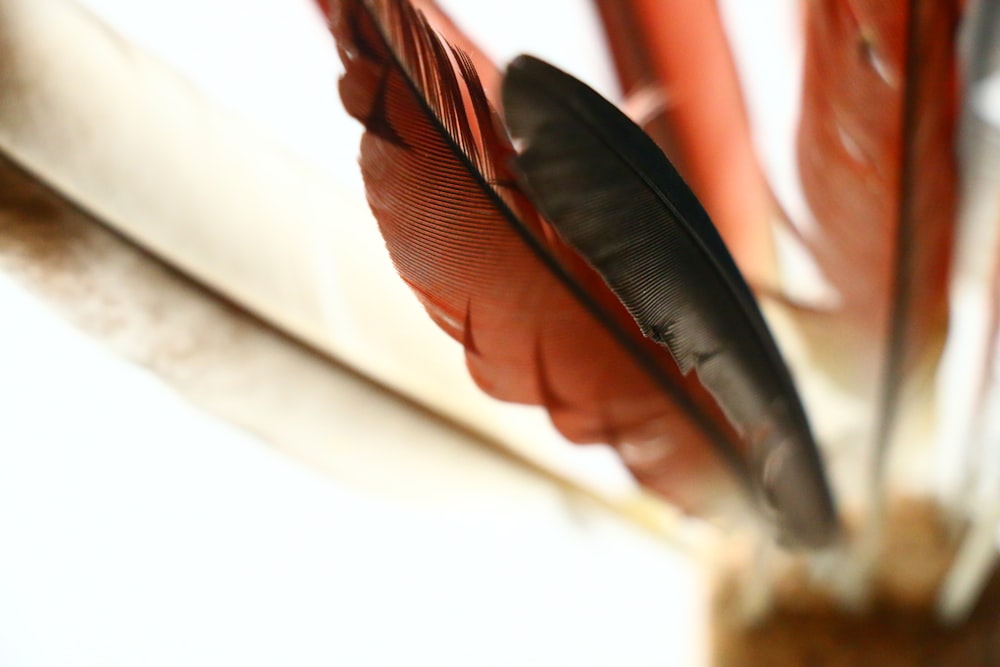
[{"left": 712, "top": 500, "right": 1000, "bottom": 666}]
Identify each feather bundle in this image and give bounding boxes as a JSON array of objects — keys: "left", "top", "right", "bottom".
[{"left": 329, "top": 0, "right": 837, "bottom": 545}]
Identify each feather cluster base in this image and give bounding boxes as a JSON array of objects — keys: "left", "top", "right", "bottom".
[{"left": 711, "top": 498, "right": 1000, "bottom": 666}]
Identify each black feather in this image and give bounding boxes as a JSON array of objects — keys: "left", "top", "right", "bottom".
[{"left": 502, "top": 55, "right": 837, "bottom": 547}]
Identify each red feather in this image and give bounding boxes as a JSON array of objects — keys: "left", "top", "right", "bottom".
[
  {"left": 316, "top": 0, "right": 500, "bottom": 102},
  {"left": 329, "top": 0, "right": 759, "bottom": 519},
  {"left": 407, "top": 0, "right": 501, "bottom": 105},
  {"left": 591, "top": 0, "right": 779, "bottom": 286},
  {"left": 796, "top": 0, "right": 959, "bottom": 447}
]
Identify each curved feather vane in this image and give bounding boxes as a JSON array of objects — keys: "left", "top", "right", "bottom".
[
  {"left": 502, "top": 55, "right": 837, "bottom": 547},
  {"left": 796, "top": 0, "right": 959, "bottom": 473},
  {"left": 328, "top": 0, "right": 839, "bottom": 541}
]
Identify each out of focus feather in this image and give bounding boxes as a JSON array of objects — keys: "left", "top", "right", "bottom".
[
  {"left": 503, "top": 55, "right": 836, "bottom": 547},
  {"left": 937, "top": 0, "right": 1000, "bottom": 510},
  {"left": 936, "top": 0, "right": 1000, "bottom": 620},
  {"left": 591, "top": 0, "right": 779, "bottom": 286},
  {"left": 796, "top": 0, "right": 959, "bottom": 473},
  {"left": 329, "top": 0, "right": 772, "bottom": 521}
]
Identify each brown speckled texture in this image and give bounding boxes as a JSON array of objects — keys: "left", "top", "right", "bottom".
[{"left": 712, "top": 499, "right": 1000, "bottom": 666}]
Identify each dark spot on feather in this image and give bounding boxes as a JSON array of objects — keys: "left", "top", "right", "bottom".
[
  {"left": 648, "top": 322, "right": 673, "bottom": 345},
  {"left": 363, "top": 69, "right": 408, "bottom": 147}
]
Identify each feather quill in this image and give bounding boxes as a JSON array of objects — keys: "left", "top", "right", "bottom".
[
  {"left": 796, "top": 0, "right": 959, "bottom": 475},
  {"left": 502, "top": 55, "right": 836, "bottom": 547},
  {"left": 329, "top": 0, "right": 836, "bottom": 542}
]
